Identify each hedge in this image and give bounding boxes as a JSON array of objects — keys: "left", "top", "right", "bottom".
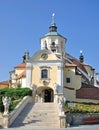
[{"left": 0, "top": 88, "right": 32, "bottom": 112}]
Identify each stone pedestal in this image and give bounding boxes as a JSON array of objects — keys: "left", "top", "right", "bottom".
[
  {"left": 59, "top": 115, "right": 67, "bottom": 128},
  {"left": 3, "top": 115, "right": 9, "bottom": 128}
]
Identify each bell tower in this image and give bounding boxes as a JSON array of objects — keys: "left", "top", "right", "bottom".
[{"left": 40, "top": 14, "right": 67, "bottom": 54}]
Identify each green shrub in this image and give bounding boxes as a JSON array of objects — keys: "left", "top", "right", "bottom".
[
  {"left": 0, "top": 88, "right": 32, "bottom": 112},
  {"left": 9, "top": 100, "right": 21, "bottom": 111}
]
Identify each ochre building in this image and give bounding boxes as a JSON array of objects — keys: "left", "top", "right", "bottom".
[{"left": 5, "top": 15, "right": 99, "bottom": 104}]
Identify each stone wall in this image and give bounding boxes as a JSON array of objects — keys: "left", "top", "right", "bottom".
[{"left": 66, "top": 113, "right": 99, "bottom": 126}]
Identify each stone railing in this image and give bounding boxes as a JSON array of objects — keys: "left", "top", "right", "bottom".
[{"left": 0, "top": 96, "right": 33, "bottom": 128}]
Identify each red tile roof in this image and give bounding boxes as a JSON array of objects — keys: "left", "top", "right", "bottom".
[
  {"left": 76, "top": 83, "right": 99, "bottom": 100},
  {"left": 82, "top": 62, "right": 93, "bottom": 68},
  {"left": 65, "top": 62, "right": 77, "bottom": 67},
  {"left": 0, "top": 80, "right": 9, "bottom": 85},
  {"left": 15, "top": 63, "right": 26, "bottom": 68},
  {"left": 0, "top": 81, "right": 9, "bottom": 89},
  {"left": 71, "top": 58, "right": 88, "bottom": 74}
]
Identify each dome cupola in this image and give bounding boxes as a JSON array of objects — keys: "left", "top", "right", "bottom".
[{"left": 40, "top": 14, "right": 67, "bottom": 54}]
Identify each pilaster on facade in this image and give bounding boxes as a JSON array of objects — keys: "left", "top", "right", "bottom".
[
  {"left": 57, "top": 62, "right": 64, "bottom": 94},
  {"left": 26, "top": 63, "right": 32, "bottom": 87}
]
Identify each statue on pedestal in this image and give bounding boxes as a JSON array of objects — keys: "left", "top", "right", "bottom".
[
  {"left": 59, "top": 96, "right": 66, "bottom": 116},
  {"left": 31, "top": 84, "right": 36, "bottom": 91},
  {"left": 54, "top": 83, "right": 58, "bottom": 94},
  {"left": 2, "top": 96, "right": 11, "bottom": 115}
]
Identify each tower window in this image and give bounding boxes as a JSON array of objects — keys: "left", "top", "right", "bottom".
[
  {"left": 41, "top": 69, "right": 48, "bottom": 79},
  {"left": 66, "top": 77, "right": 70, "bottom": 83},
  {"left": 51, "top": 42, "right": 55, "bottom": 46},
  {"left": 51, "top": 42, "right": 56, "bottom": 52}
]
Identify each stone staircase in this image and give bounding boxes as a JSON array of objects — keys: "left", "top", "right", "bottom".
[{"left": 10, "top": 102, "right": 60, "bottom": 128}]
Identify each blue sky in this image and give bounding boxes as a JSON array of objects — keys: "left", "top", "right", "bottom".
[{"left": 0, "top": 0, "right": 99, "bottom": 81}]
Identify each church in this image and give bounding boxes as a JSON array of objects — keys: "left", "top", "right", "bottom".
[{"left": 5, "top": 14, "right": 99, "bottom": 104}]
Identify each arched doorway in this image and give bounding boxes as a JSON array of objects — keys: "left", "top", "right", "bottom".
[
  {"left": 36, "top": 87, "right": 54, "bottom": 103},
  {"left": 44, "top": 89, "right": 53, "bottom": 102}
]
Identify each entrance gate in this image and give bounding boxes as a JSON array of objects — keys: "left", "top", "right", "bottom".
[
  {"left": 35, "top": 87, "right": 54, "bottom": 103},
  {"left": 44, "top": 89, "right": 52, "bottom": 102}
]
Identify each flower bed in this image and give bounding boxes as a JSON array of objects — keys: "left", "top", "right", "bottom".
[{"left": 65, "top": 102, "right": 99, "bottom": 113}]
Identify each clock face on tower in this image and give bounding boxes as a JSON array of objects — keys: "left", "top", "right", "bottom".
[{"left": 41, "top": 53, "right": 48, "bottom": 60}]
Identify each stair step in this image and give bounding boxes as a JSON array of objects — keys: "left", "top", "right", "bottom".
[{"left": 11, "top": 102, "right": 60, "bottom": 128}]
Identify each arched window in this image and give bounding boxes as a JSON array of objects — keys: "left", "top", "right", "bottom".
[
  {"left": 51, "top": 42, "right": 55, "bottom": 46},
  {"left": 51, "top": 42, "right": 56, "bottom": 52},
  {"left": 41, "top": 69, "right": 48, "bottom": 79}
]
